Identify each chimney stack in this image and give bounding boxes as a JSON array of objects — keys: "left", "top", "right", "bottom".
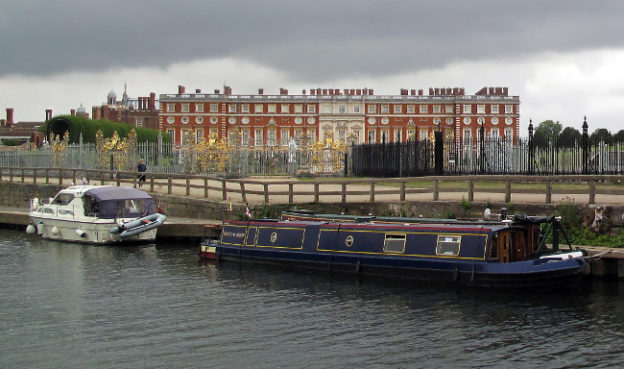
[
  {"left": 45, "top": 109, "right": 52, "bottom": 121},
  {"left": 195, "top": 88, "right": 202, "bottom": 93},
  {"left": 178, "top": 85, "right": 186, "bottom": 94},
  {"left": 6, "top": 108, "right": 14, "bottom": 125},
  {"left": 71, "top": 109, "right": 76, "bottom": 116},
  {"left": 258, "top": 88, "right": 264, "bottom": 95},
  {"left": 224, "top": 85, "right": 232, "bottom": 95},
  {"left": 149, "top": 93, "right": 156, "bottom": 110}
]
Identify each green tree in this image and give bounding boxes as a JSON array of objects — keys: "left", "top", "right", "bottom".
[
  {"left": 558, "top": 127, "right": 581, "bottom": 148},
  {"left": 614, "top": 129, "right": 624, "bottom": 143},
  {"left": 39, "top": 115, "right": 171, "bottom": 144},
  {"left": 590, "top": 128, "right": 611, "bottom": 144},
  {"left": 533, "top": 120, "right": 562, "bottom": 148}
]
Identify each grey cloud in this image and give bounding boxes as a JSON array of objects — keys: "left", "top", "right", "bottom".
[{"left": 2, "top": 0, "right": 624, "bottom": 79}]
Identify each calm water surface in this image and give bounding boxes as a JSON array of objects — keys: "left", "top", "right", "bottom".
[{"left": 2, "top": 228, "right": 624, "bottom": 368}]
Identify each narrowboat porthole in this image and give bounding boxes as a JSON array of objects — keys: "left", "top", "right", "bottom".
[
  {"left": 270, "top": 232, "right": 278, "bottom": 243},
  {"left": 345, "top": 235, "right": 354, "bottom": 247}
]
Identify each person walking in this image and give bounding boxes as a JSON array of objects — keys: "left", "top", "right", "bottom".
[{"left": 137, "top": 159, "right": 147, "bottom": 188}]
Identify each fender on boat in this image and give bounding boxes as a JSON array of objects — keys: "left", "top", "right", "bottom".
[{"left": 110, "top": 213, "right": 166, "bottom": 239}]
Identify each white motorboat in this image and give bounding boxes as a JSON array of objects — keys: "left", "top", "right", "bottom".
[{"left": 27, "top": 185, "right": 166, "bottom": 244}]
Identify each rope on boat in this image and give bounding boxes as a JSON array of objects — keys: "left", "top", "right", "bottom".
[{"left": 584, "top": 249, "right": 613, "bottom": 259}]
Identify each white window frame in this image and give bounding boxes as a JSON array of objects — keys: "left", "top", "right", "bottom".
[
  {"left": 463, "top": 104, "right": 471, "bottom": 114},
  {"left": 210, "top": 104, "right": 218, "bottom": 113},
  {"left": 254, "top": 129, "right": 263, "bottom": 146},
  {"left": 268, "top": 104, "right": 277, "bottom": 113},
  {"left": 167, "top": 103, "right": 175, "bottom": 112},
  {"left": 491, "top": 105, "right": 499, "bottom": 114},
  {"left": 195, "top": 103, "right": 204, "bottom": 112},
  {"left": 419, "top": 105, "right": 428, "bottom": 114}
]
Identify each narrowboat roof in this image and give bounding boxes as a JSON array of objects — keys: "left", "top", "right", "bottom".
[{"left": 228, "top": 219, "right": 510, "bottom": 233}]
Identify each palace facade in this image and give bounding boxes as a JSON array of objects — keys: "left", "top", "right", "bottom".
[{"left": 159, "top": 85, "right": 519, "bottom": 149}]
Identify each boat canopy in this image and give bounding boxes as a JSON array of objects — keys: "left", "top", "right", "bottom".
[{"left": 84, "top": 186, "right": 154, "bottom": 219}]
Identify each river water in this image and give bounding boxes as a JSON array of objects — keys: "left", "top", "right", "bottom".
[{"left": 2, "top": 228, "right": 624, "bottom": 368}]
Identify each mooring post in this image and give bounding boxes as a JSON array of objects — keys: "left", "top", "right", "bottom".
[
  {"left": 589, "top": 180, "right": 596, "bottom": 204},
  {"left": 505, "top": 178, "right": 511, "bottom": 203},
  {"left": 545, "top": 179, "right": 552, "bottom": 204}
]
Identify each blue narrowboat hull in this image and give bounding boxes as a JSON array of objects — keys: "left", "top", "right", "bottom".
[{"left": 214, "top": 219, "right": 588, "bottom": 289}]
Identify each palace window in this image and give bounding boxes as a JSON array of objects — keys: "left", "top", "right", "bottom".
[
  {"left": 136, "top": 118, "right": 143, "bottom": 127},
  {"left": 505, "top": 105, "right": 514, "bottom": 114},
  {"left": 307, "top": 105, "right": 316, "bottom": 113},
  {"left": 339, "top": 105, "right": 346, "bottom": 113},
  {"left": 268, "top": 104, "right": 277, "bottom": 113},
  {"left": 294, "top": 104, "right": 303, "bottom": 113},
  {"left": 381, "top": 105, "right": 389, "bottom": 113},
  {"left": 210, "top": 104, "right": 218, "bottom": 113},
  {"left": 181, "top": 103, "right": 190, "bottom": 113},
  {"left": 241, "top": 104, "right": 250, "bottom": 113},
  {"left": 281, "top": 129, "right": 289, "bottom": 146},
  {"left": 166, "top": 129, "right": 175, "bottom": 143},
  {"left": 255, "top": 104, "right": 263, "bottom": 113},
  {"left": 241, "top": 129, "right": 249, "bottom": 146},
  {"left": 294, "top": 129, "right": 302, "bottom": 145},
  {"left": 419, "top": 105, "right": 428, "bottom": 114},
  {"left": 445, "top": 105, "right": 454, "bottom": 114},
  {"left": 368, "top": 130, "right": 376, "bottom": 143},
  {"left": 353, "top": 105, "right": 361, "bottom": 113},
  {"left": 432, "top": 105, "right": 441, "bottom": 114},
  {"left": 268, "top": 128, "right": 276, "bottom": 146},
  {"left": 393, "top": 105, "right": 402, "bottom": 114},
  {"left": 407, "top": 105, "right": 415, "bottom": 114},
  {"left": 195, "top": 103, "right": 204, "bottom": 112},
  {"left": 463, "top": 104, "right": 471, "bottom": 114},
  {"left": 368, "top": 105, "right": 376, "bottom": 114},
  {"left": 477, "top": 105, "right": 486, "bottom": 114},
  {"left": 254, "top": 129, "right": 263, "bottom": 146},
  {"left": 463, "top": 128, "right": 472, "bottom": 145},
  {"left": 196, "top": 128, "right": 204, "bottom": 144},
  {"left": 281, "top": 104, "right": 290, "bottom": 113},
  {"left": 166, "top": 104, "right": 175, "bottom": 112},
  {"left": 228, "top": 104, "right": 237, "bottom": 113},
  {"left": 491, "top": 105, "right": 499, "bottom": 114}
]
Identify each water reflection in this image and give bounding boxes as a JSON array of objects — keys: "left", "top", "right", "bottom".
[{"left": 3, "top": 229, "right": 624, "bottom": 368}]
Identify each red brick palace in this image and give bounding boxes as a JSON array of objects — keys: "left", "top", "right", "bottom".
[{"left": 159, "top": 85, "right": 519, "bottom": 149}]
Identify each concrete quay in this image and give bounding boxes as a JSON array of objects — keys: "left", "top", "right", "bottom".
[{"left": 0, "top": 206, "right": 221, "bottom": 243}]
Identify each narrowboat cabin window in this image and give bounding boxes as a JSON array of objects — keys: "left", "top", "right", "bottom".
[
  {"left": 384, "top": 234, "right": 406, "bottom": 253},
  {"left": 436, "top": 235, "right": 461, "bottom": 256}
]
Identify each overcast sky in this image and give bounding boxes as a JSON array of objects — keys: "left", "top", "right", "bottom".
[{"left": 2, "top": 0, "right": 624, "bottom": 134}]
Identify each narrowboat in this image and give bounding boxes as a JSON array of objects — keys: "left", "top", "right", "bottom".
[
  {"left": 206, "top": 211, "right": 588, "bottom": 289},
  {"left": 27, "top": 185, "right": 166, "bottom": 244}
]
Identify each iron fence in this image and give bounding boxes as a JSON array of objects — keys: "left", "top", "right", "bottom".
[{"left": 351, "top": 137, "right": 624, "bottom": 177}]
